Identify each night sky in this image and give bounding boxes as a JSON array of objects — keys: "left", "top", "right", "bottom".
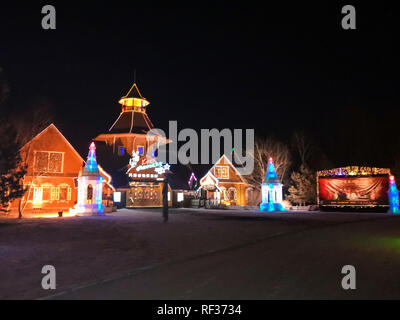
[{"left": 1, "top": 2, "right": 398, "bottom": 169}]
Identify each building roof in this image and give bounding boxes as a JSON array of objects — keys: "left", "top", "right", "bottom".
[
  {"left": 20, "top": 123, "right": 114, "bottom": 189},
  {"left": 108, "top": 110, "right": 154, "bottom": 134},
  {"left": 106, "top": 82, "right": 154, "bottom": 134},
  {"left": 118, "top": 83, "right": 149, "bottom": 106}
]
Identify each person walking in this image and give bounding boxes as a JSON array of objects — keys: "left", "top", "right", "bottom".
[{"left": 162, "top": 174, "right": 169, "bottom": 222}]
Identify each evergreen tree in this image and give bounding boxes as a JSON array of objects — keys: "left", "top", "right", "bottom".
[
  {"left": 0, "top": 124, "right": 27, "bottom": 213},
  {"left": 287, "top": 165, "right": 316, "bottom": 206}
]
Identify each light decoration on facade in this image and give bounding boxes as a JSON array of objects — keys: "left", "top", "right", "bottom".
[
  {"left": 388, "top": 175, "right": 400, "bottom": 214},
  {"left": 129, "top": 151, "right": 140, "bottom": 167},
  {"left": 260, "top": 157, "right": 285, "bottom": 212},
  {"left": 118, "top": 83, "right": 150, "bottom": 112},
  {"left": 127, "top": 152, "right": 170, "bottom": 178},
  {"left": 154, "top": 163, "right": 170, "bottom": 174},
  {"left": 199, "top": 172, "right": 220, "bottom": 191},
  {"left": 317, "top": 166, "right": 390, "bottom": 177},
  {"left": 136, "top": 161, "right": 164, "bottom": 172}
]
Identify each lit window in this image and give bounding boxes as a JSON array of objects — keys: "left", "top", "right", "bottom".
[
  {"left": 118, "top": 146, "right": 125, "bottom": 156},
  {"left": 214, "top": 166, "right": 229, "bottom": 179},
  {"left": 137, "top": 146, "right": 144, "bottom": 155},
  {"left": 42, "top": 186, "right": 51, "bottom": 201},
  {"left": 228, "top": 187, "right": 237, "bottom": 201},
  {"left": 177, "top": 192, "right": 184, "bottom": 202},
  {"left": 59, "top": 186, "right": 71, "bottom": 201},
  {"left": 113, "top": 192, "right": 121, "bottom": 203},
  {"left": 34, "top": 151, "right": 64, "bottom": 173},
  {"left": 33, "top": 187, "right": 43, "bottom": 204},
  {"left": 51, "top": 187, "right": 59, "bottom": 201}
]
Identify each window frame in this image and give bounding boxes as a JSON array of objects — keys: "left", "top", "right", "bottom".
[
  {"left": 214, "top": 166, "right": 229, "bottom": 179},
  {"left": 137, "top": 145, "right": 144, "bottom": 155},
  {"left": 118, "top": 146, "right": 125, "bottom": 156},
  {"left": 33, "top": 151, "right": 64, "bottom": 174}
]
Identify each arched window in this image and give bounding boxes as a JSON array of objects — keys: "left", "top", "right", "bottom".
[
  {"left": 87, "top": 184, "right": 93, "bottom": 203},
  {"left": 228, "top": 187, "right": 237, "bottom": 201}
]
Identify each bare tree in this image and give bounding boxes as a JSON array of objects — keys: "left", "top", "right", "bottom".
[
  {"left": 243, "top": 138, "right": 291, "bottom": 189},
  {"left": 292, "top": 131, "right": 312, "bottom": 167},
  {"left": 12, "top": 101, "right": 54, "bottom": 146}
]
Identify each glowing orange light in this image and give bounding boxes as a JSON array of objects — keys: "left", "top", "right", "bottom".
[
  {"left": 119, "top": 97, "right": 150, "bottom": 108},
  {"left": 32, "top": 212, "right": 77, "bottom": 218}
]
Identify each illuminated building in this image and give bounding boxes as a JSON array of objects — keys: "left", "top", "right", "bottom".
[
  {"left": 8, "top": 124, "right": 114, "bottom": 217},
  {"left": 199, "top": 155, "right": 258, "bottom": 206},
  {"left": 259, "top": 157, "right": 285, "bottom": 212},
  {"left": 95, "top": 82, "right": 169, "bottom": 156},
  {"left": 95, "top": 82, "right": 172, "bottom": 208}
]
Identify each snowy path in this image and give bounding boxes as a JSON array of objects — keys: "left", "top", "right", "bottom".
[{"left": 0, "top": 209, "right": 394, "bottom": 299}]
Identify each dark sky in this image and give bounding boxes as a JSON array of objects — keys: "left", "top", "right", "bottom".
[{"left": 0, "top": 1, "right": 399, "bottom": 168}]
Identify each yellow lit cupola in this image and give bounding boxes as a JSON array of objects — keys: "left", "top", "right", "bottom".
[
  {"left": 105, "top": 82, "right": 154, "bottom": 135},
  {"left": 118, "top": 82, "right": 150, "bottom": 113}
]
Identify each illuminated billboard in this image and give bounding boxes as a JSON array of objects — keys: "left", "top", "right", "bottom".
[{"left": 318, "top": 175, "right": 389, "bottom": 207}]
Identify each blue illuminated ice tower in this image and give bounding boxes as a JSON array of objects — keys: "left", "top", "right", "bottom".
[
  {"left": 260, "top": 157, "right": 285, "bottom": 212},
  {"left": 388, "top": 175, "right": 400, "bottom": 214},
  {"left": 73, "top": 142, "right": 104, "bottom": 215}
]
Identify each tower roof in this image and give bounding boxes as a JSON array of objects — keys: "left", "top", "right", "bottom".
[
  {"left": 108, "top": 82, "right": 154, "bottom": 134},
  {"left": 263, "top": 157, "right": 281, "bottom": 184},
  {"left": 82, "top": 141, "right": 100, "bottom": 176},
  {"left": 118, "top": 83, "right": 150, "bottom": 108},
  {"left": 108, "top": 111, "right": 154, "bottom": 134}
]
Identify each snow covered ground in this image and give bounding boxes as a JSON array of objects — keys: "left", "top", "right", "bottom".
[{"left": 0, "top": 208, "right": 390, "bottom": 299}]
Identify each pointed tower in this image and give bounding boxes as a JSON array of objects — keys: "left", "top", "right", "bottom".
[
  {"left": 73, "top": 142, "right": 105, "bottom": 215},
  {"left": 95, "top": 82, "right": 169, "bottom": 156},
  {"left": 109, "top": 83, "right": 154, "bottom": 134},
  {"left": 260, "top": 157, "right": 285, "bottom": 212}
]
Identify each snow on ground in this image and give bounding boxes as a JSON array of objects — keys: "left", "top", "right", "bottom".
[{"left": 0, "top": 208, "right": 389, "bottom": 299}]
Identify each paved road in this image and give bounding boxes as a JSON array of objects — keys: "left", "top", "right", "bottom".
[{"left": 48, "top": 212, "right": 400, "bottom": 299}]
